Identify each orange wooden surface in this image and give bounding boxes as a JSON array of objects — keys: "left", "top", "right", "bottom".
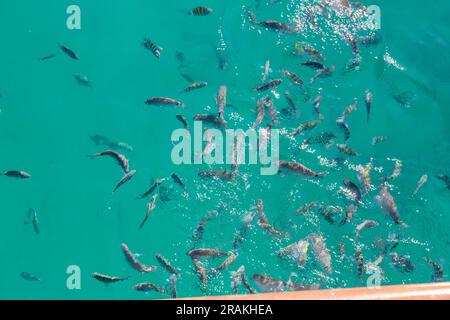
[{"left": 186, "top": 282, "right": 450, "bottom": 300}]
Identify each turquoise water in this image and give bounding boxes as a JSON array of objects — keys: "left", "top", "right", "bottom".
[{"left": 0, "top": 0, "right": 449, "bottom": 299}]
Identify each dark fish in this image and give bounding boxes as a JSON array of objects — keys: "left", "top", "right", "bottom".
[
  {"left": 142, "top": 38, "right": 162, "bottom": 58},
  {"left": 283, "top": 70, "right": 304, "bottom": 87},
  {"left": 138, "top": 178, "right": 165, "bottom": 199},
  {"left": 171, "top": 173, "right": 187, "bottom": 191},
  {"left": 176, "top": 114, "right": 189, "bottom": 133},
  {"left": 25, "top": 209, "right": 40, "bottom": 235},
  {"left": 278, "top": 160, "right": 327, "bottom": 177},
  {"left": 58, "top": 43, "right": 79, "bottom": 60},
  {"left": 436, "top": 174, "right": 450, "bottom": 190},
  {"left": 0, "top": 170, "right": 31, "bottom": 179},
  {"left": 91, "top": 149, "right": 129, "bottom": 173},
  {"left": 20, "top": 272, "right": 40, "bottom": 282},
  {"left": 92, "top": 272, "right": 129, "bottom": 284},
  {"left": 355, "top": 246, "right": 364, "bottom": 280},
  {"left": 156, "top": 254, "right": 178, "bottom": 275},
  {"left": 302, "top": 132, "right": 336, "bottom": 148},
  {"left": 133, "top": 282, "right": 166, "bottom": 294},
  {"left": 121, "top": 243, "right": 157, "bottom": 273},
  {"left": 365, "top": 90, "right": 373, "bottom": 123},
  {"left": 180, "top": 73, "right": 195, "bottom": 83},
  {"left": 187, "top": 249, "right": 228, "bottom": 259},
  {"left": 256, "top": 199, "right": 289, "bottom": 238},
  {"left": 181, "top": 81, "right": 208, "bottom": 93},
  {"left": 256, "top": 20, "right": 291, "bottom": 32},
  {"left": 282, "top": 90, "right": 298, "bottom": 116},
  {"left": 193, "top": 210, "right": 218, "bottom": 245},
  {"left": 190, "top": 6, "right": 213, "bottom": 16},
  {"left": 424, "top": 258, "right": 444, "bottom": 282},
  {"left": 336, "top": 117, "right": 351, "bottom": 144},
  {"left": 145, "top": 97, "right": 185, "bottom": 108},
  {"left": 390, "top": 252, "right": 415, "bottom": 273},
  {"left": 139, "top": 194, "right": 157, "bottom": 230},
  {"left": 343, "top": 179, "right": 362, "bottom": 205},
  {"left": 337, "top": 144, "right": 358, "bottom": 156},
  {"left": 193, "top": 113, "right": 224, "bottom": 128},
  {"left": 372, "top": 136, "right": 386, "bottom": 146},
  {"left": 113, "top": 169, "right": 136, "bottom": 193},
  {"left": 192, "top": 259, "right": 208, "bottom": 290},
  {"left": 38, "top": 54, "right": 56, "bottom": 61},
  {"left": 198, "top": 170, "right": 233, "bottom": 180},
  {"left": 300, "top": 61, "right": 324, "bottom": 70},
  {"left": 214, "top": 252, "right": 238, "bottom": 272},
  {"left": 264, "top": 96, "right": 279, "bottom": 126},
  {"left": 355, "top": 220, "right": 379, "bottom": 238},
  {"left": 253, "top": 79, "right": 282, "bottom": 92},
  {"left": 376, "top": 185, "right": 407, "bottom": 227},
  {"left": 292, "top": 120, "right": 320, "bottom": 136},
  {"left": 339, "top": 204, "right": 358, "bottom": 226}
]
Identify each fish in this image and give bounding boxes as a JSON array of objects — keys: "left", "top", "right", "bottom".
[
  {"left": 336, "top": 117, "right": 351, "bottom": 144},
  {"left": 261, "top": 59, "right": 271, "bottom": 82},
  {"left": 142, "top": 38, "right": 162, "bottom": 58},
  {"left": 357, "top": 162, "right": 372, "bottom": 196},
  {"left": 187, "top": 249, "right": 228, "bottom": 259},
  {"left": 216, "top": 85, "right": 227, "bottom": 126},
  {"left": 0, "top": 171, "right": 31, "bottom": 179},
  {"left": 58, "top": 43, "right": 79, "bottom": 60},
  {"left": 341, "top": 101, "right": 358, "bottom": 120},
  {"left": 292, "top": 120, "right": 320, "bottom": 136},
  {"left": 113, "top": 169, "right": 136, "bottom": 193},
  {"left": 343, "top": 179, "right": 362, "bottom": 205},
  {"left": 313, "top": 95, "right": 324, "bottom": 120},
  {"left": 214, "top": 252, "right": 238, "bottom": 272},
  {"left": 138, "top": 178, "right": 165, "bottom": 199},
  {"left": 412, "top": 174, "right": 428, "bottom": 196},
  {"left": 319, "top": 205, "right": 343, "bottom": 224},
  {"left": 20, "top": 272, "right": 41, "bottom": 282},
  {"left": 343, "top": 55, "right": 362, "bottom": 74},
  {"left": 171, "top": 173, "right": 187, "bottom": 191},
  {"left": 252, "top": 274, "right": 319, "bottom": 293},
  {"left": 376, "top": 185, "right": 408, "bottom": 227},
  {"left": 193, "top": 210, "right": 218, "bottom": 245},
  {"left": 145, "top": 97, "right": 185, "bottom": 108},
  {"left": 424, "top": 258, "right": 444, "bottom": 282},
  {"left": 365, "top": 90, "right": 373, "bottom": 123},
  {"left": 190, "top": 6, "right": 213, "bottom": 16},
  {"left": 133, "top": 282, "right": 166, "bottom": 294},
  {"left": 167, "top": 274, "right": 178, "bottom": 298},
  {"left": 390, "top": 252, "right": 415, "bottom": 273},
  {"left": 372, "top": 136, "right": 386, "bottom": 146},
  {"left": 253, "top": 98, "right": 265, "bottom": 128},
  {"left": 264, "top": 96, "right": 279, "bottom": 126},
  {"left": 91, "top": 150, "right": 129, "bottom": 173},
  {"left": 241, "top": 273, "right": 256, "bottom": 294},
  {"left": 233, "top": 212, "right": 255, "bottom": 250},
  {"left": 198, "top": 170, "right": 233, "bottom": 180},
  {"left": 256, "top": 199, "right": 289, "bottom": 238},
  {"left": 301, "top": 132, "right": 336, "bottom": 148},
  {"left": 278, "top": 160, "right": 327, "bottom": 177},
  {"left": 176, "top": 114, "right": 190, "bottom": 134},
  {"left": 283, "top": 70, "right": 304, "bottom": 87},
  {"left": 181, "top": 81, "right": 208, "bottom": 93},
  {"left": 121, "top": 243, "right": 157, "bottom": 273},
  {"left": 277, "top": 240, "right": 309, "bottom": 267},
  {"left": 74, "top": 74, "right": 92, "bottom": 88},
  {"left": 253, "top": 79, "right": 282, "bottom": 92},
  {"left": 89, "top": 135, "right": 133, "bottom": 152},
  {"left": 294, "top": 202, "right": 320, "bottom": 215},
  {"left": 24, "top": 209, "right": 40, "bottom": 235},
  {"left": 193, "top": 114, "right": 225, "bottom": 128},
  {"left": 337, "top": 144, "right": 358, "bottom": 156},
  {"left": 294, "top": 42, "right": 325, "bottom": 61},
  {"left": 310, "top": 66, "right": 336, "bottom": 84},
  {"left": 282, "top": 90, "right": 298, "bottom": 116},
  {"left": 256, "top": 20, "right": 292, "bottom": 33},
  {"left": 355, "top": 220, "right": 379, "bottom": 238},
  {"left": 300, "top": 61, "right": 324, "bottom": 70},
  {"left": 380, "top": 159, "right": 402, "bottom": 182},
  {"left": 139, "top": 194, "right": 157, "bottom": 230},
  {"left": 92, "top": 272, "right": 130, "bottom": 284},
  {"left": 156, "top": 254, "right": 178, "bottom": 275},
  {"left": 38, "top": 54, "right": 56, "bottom": 61},
  {"left": 338, "top": 239, "right": 346, "bottom": 260},
  {"left": 231, "top": 265, "right": 245, "bottom": 294},
  {"left": 340, "top": 204, "right": 358, "bottom": 226},
  {"left": 436, "top": 174, "right": 450, "bottom": 189},
  {"left": 308, "top": 233, "right": 332, "bottom": 274},
  {"left": 192, "top": 259, "right": 208, "bottom": 290},
  {"left": 355, "top": 246, "right": 364, "bottom": 279}
]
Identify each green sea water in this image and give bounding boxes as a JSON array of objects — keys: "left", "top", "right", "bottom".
[{"left": 0, "top": 0, "right": 449, "bottom": 299}]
